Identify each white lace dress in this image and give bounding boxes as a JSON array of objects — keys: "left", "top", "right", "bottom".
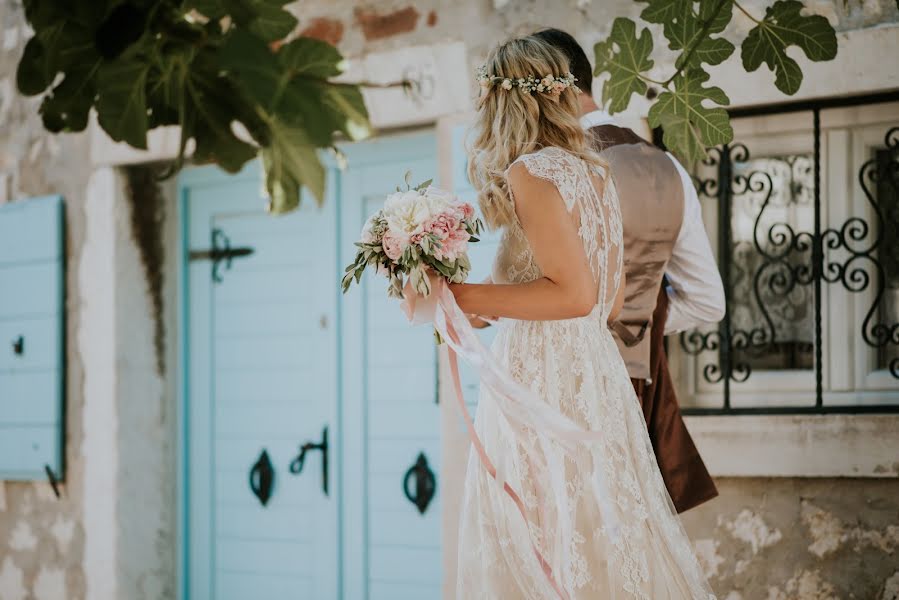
[{"left": 456, "top": 147, "right": 716, "bottom": 600}]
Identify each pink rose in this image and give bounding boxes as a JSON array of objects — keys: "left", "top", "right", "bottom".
[
  {"left": 425, "top": 213, "right": 459, "bottom": 240},
  {"left": 459, "top": 203, "right": 475, "bottom": 221},
  {"left": 382, "top": 230, "right": 407, "bottom": 261},
  {"left": 440, "top": 228, "right": 470, "bottom": 261}
]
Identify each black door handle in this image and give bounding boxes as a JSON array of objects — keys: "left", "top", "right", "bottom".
[
  {"left": 12, "top": 335, "right": 24, "bottom": 356},
  {"left": 289, "top": 426, "right": 328, "bottom": 496},
  {"left": 249, "top": 449, "right": 274, "bottom": 507},
  {"left": 403, "top": 452, "right": 436, "bottom": 515}
]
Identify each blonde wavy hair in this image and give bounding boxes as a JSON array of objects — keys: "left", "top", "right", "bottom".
[{"left": 468, "top": 35, "right": 605, "bottom": 230}]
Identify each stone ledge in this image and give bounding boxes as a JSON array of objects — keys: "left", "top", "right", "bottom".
[{"left": 684, "top": 414, "right": 899, "bottom": 478}]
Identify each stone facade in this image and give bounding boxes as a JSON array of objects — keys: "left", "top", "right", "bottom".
[
  {"left": 1, "top": 4, "right": 178, "bottom": 599},
  {"left": 1, "top": 1, "right": 897, "bottom": 599},
  {"left": 1, "top": 3, "right": 91, "bottom": 598},
  {"left": 682, "top": 478, "right": 899, "bottom": 599}
]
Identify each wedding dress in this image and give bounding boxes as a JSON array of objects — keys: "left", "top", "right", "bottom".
[{"left": 455, "top": 147, "right": 716, "bottom": 599}]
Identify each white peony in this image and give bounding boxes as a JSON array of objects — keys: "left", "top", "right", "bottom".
[
  {"left": 383, "top": 189, "right": 445, "bottom": 235},
  {"left": 422, "top": 186, "right": 456, "bottom": 207}
]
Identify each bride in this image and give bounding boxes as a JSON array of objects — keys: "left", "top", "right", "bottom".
[{"left": 449, "top": 35, "right": 716, "bottom": 599}]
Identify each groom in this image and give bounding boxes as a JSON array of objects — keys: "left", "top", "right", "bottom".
[{"left": 536, "top": 29, "right": 725, "bottom": 513}]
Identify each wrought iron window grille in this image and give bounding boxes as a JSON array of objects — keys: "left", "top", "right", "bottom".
[{"left": 675, "top": 92, "right": 899, "bottom": 416}]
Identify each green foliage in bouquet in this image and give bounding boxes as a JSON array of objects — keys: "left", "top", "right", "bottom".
[
  {"left": 593, "top": 0, "right": 838, "bottom": 163},
  {"left": 15, "top": 0, "right": 371, "bottom": 213}
]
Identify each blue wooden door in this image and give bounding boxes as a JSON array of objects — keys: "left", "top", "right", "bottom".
[
  {"left": 183, "top": 165, "right": 339, "bottom": 599},
  {"left": 183, "top": 131, "right": 443, "bottom": 599},
  {"left": 339, "top": 132, "right": 443, "bottom": 600}
]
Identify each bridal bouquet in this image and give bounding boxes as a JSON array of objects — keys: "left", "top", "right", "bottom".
[{"left": 342, "top": 173, "right": 483, "bottom": 299}]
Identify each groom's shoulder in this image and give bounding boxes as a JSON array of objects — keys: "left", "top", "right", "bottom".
[{"left": 587, "top": 124, "right": 654, "bottom": 153}]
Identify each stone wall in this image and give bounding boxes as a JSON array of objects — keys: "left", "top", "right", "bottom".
[
  {"left": 289, "top": 0, "right": 899, "bottom": 52},
  {"left": 682, "top": 478, "right": 899, "bottom": 599},
  {"left": 0, "top": 3, "right": 178, "bottom": 600},
  {"left": 1, "top": 2, "right": 91, "bottom": 597}
]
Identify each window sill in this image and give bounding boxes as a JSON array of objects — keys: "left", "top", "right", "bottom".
[{"left": 684, "top": 414, "right": 899, "bottom": 478}]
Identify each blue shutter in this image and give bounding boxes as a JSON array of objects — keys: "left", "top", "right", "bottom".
[{"left": 0, "top": 196, "right": 65, "bottom": 480}]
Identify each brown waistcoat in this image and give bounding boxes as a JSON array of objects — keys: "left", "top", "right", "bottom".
[
  {"left": 588, "top": 123, "right": 718, "bottom": 513},
  {"left": 588, "top": 125, "right": 684, "bottom": 379}
]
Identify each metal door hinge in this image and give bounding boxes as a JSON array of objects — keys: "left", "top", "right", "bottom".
[{"left": 189, "top": 228, "right": 254, "bottom": 283}]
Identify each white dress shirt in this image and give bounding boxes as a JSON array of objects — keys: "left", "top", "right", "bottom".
[{"left": 580, "top": 110, "right": 726, "bottom": 334}]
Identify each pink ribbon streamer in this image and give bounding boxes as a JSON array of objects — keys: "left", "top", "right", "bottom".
[{"left": 400, "top": 279, "right": 619, "bottom": 600}]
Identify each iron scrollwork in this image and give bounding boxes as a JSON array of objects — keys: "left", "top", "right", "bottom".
[
  {"left": 680, "top": 121, "right": 899, "bottom": 412},
  {"left": 854, "top": 127, "right": 899, "bottom": 377}
]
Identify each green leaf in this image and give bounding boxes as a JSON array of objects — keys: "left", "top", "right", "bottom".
[
  {"left": 17, "top": 14, "right": 100, "bottom": 96},
  {"left": 640, "top": 0, "right": 732, "bottom": 34},
  {"left": 320, "top": 83, "right": 370, "bottom": 140},
  {"left": 699, "top": 0, "right": 734, "bottom": 34},
  {"left": 677, "top": 35, "right": 733, "bottom": 69},
  {"left": 648, "top": 69, "right": 732, "bottom": 164},
  {"left": 277, "top": 79, "right": 371, "bottom": 144},
  {"left": 16, "top": 37, "right": 54, "bottom": 96},
  {"left": 145, "top": 60, "right": 183, "bottom": 129},
  {"left": 184, "top": 67, "right": 259, "bottom": 173},
  {"left": 219, "top": 28, "right": 282, "bottom": 109},
  {"left": 654, "top": 0, "right": 735, "bottom": 69},
  {"left": 414, "top": 178, "right": 433, "bottom": 191},
  {"left": 593, "top": 18, "right": 654, "bottom": 114},
  {"left": 742, "top": 0, "right": 838, "bottom": 95},
  {"left": 278, "top": 37, "right": 346, "bottom": 79},
  {"left": 260, "top": 117, "right": 326, "bottom": 212},
  {"left": 21, "top": 0, "right": 64, "bottom": 30},
  {"left": 96, "top": 59, "right": 151, "bottom": 149},
  {"left": 639, "top": 0, "right": 688, "bottom": 25},
  {"left": 248, "top": 4, "right": 298, "bottom": 42},
  {"left": 39, "top": 72, "right": 96, "bottom": 133},
  {"left": 220, "top": 0, "right": 258, "bottom": 25}
]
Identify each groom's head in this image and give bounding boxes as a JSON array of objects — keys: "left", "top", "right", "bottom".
[{"left": 533, "top": 28, "right": 593, "bottom": 97}]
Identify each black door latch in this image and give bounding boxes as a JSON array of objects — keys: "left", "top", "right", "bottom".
[{"left": 289, "top": 426, "right": 329, "bottom": 496}]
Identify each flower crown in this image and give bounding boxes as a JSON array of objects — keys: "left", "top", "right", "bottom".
[{"left": 476, "top": 65, "right": 578, "bottom": 95}]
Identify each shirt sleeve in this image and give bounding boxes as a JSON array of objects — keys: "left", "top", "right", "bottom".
[{"left": 663, "top": 153, "right": 727, "bottom": 335}]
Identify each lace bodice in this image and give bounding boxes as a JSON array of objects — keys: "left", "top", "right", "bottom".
[{"left": 491, "top": 147, "right": 624, "bottom": 318}]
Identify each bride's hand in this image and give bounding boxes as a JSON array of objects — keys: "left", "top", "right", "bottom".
[{"left": 468, "top": 315, "right": 494, "bottom": 329}]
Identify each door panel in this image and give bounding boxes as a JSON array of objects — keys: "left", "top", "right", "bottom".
[
  {"left": 184, "top": 168, "right": 338, "bottom": 600},
  {"left": 339, "top": 132, "right": 442, "bottom": 599}
]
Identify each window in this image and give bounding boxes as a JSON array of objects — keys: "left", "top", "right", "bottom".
[{"left": 672, "top": 95, "right": 899, "bottom": 413}]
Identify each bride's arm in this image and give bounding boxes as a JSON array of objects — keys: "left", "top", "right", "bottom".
[
  {"left": 467, "top": 276, "right": 495, "bottom": 329},
  {"left": 450, "top": 163, "right": 598, "bottom": 321}
]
